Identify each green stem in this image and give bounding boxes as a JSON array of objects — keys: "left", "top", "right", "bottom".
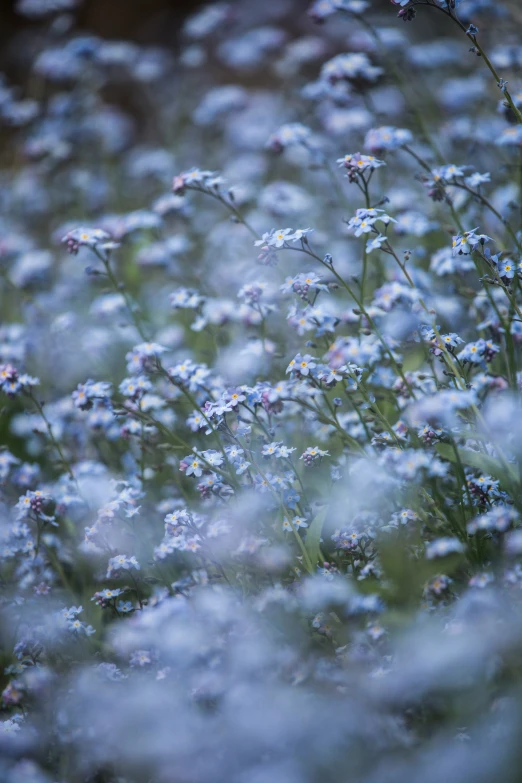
[
  {"left": 27, "top": 392, "right": 76, "bottom": 482},
  {"left": 411, "top": 1, "right": 522, "bottom": 124}
]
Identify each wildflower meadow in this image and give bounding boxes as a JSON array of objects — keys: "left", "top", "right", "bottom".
[{"left": 3, "top": 0, "right": 522, "bottom": 780}]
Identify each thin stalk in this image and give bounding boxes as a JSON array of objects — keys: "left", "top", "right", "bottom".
[
  {"left": 27, "top": 392, "right": 76, "bottom": 482},
  {"left": 411, "top": 1, "right": 522, "bottom": 124}
]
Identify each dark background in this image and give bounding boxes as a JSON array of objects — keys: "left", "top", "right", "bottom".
[
  {"left": 0, "top": 0, "right": 209, "bottom": 63},
  {"left": 2, "top": 0, "right": 521, "bottom": 86},
  {"left": 2, "top": 0, "right": 522, "bottom": 54}
]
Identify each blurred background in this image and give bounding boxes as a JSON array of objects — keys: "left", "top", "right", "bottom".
[
  {"left": 0, "top": 0, "right": 205, "bottom": 36},
  {"left": 0, "top": 0, "right": 472, "bottom": 56},
  {"left": 2, "top": 0, "right": 521, "bottom": 59},
  {"left": 5, "top": 0, "right": 520, "bottom": 80},
  {"left": 0, "top": 0, "right": 207, "bottom": 71}
]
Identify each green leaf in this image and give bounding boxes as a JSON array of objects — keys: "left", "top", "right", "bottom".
[
  {"left": 435, "top": 443, "right": 519, "bottom": 494},
  {"left": 305, "top": 505, "right": 328, "bottom": 568}
]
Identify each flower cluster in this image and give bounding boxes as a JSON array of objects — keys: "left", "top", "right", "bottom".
[{"left": 1, "top": 0, "right": 522, "bottom": 781}]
